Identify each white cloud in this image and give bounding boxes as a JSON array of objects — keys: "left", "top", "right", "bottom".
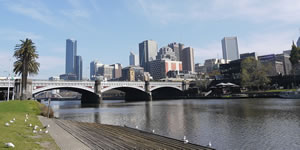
[
  {"left": 5, "top": 0, "right": 62, "bottom": 27},
  {"left": 0, "top": 29, "right": 42, "bottom": 41},
  {"left": 0, "top": 52, "right": 14, "bottom": 76},
  {"left": 134, "top": 0, "right": 300, "bottom": 24},
  {"left": 61, "top": 0, "right": 91, "bottom": 19}
]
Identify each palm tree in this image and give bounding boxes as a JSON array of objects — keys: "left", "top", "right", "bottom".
[{"left": 13, "top": 38, "right": 40, "bottom": 100}]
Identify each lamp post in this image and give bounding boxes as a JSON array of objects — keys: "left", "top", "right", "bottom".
[{"left": 7, "top": 74, "right": 10, "bottom": 101}]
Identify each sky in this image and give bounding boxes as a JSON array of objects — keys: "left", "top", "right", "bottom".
[{"left": 1, "top": 0, "right": 300, "bottom": 79}]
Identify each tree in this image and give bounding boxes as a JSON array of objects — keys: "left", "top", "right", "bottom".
[
  {"left": 289, "top": 42, "right": 300, "bottom": 75},
  {"left": 241, "top": 57, "right": 270, "bottom": 90},
  {"left": 13, "top": 38, "right": 40, "bottom": 99}
]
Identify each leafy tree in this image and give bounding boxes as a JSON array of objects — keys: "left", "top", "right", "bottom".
[
  {"left": 13, "top": 38, "right": 40, "bottom": 99},
  {"left": 289, "top": 42, "right": 300, "bottom": 75},
  {"left": 241, "top": 57, "right": 270, "bottom": 90}
]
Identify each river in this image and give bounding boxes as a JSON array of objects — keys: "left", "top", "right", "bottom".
[{"left": 47, "top": 98, "right": 300, "bottom": 150}]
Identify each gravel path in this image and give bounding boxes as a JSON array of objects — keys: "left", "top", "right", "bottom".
[{"left": 38, "top": 116, "right": 90, "bottom": 150}]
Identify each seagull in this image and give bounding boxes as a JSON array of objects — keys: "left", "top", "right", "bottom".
[
  {"left": 135, "top": 126, "right": 138, "bottom": 129},
  {"left": 25, "top": 119, "right": 27, "bottom": 122},
  {"left": 29, "top": 124, "right": 32, "bottom": 127},
  {"left": 13, "top": 118, "right": 16, "bottom": 121},
  {"left": 152, "top": 130, "right": 155, "bottom": 133},
  {"left": 183, "top": 136, "right": 189, "bottom": 144},
  {"left": 34, "top": 125, "right": 38, "bottom": 130},
  {"left": 39, "top": 129, "right": 42, "bottom": 132},
  {"left": 9, "top": 120, "right": 14, "bottom": 123},
  {"left": 5, "top": 143, "right": 15, "bottom": 148},
  {"left": 44, "top": 130, "right": 49, "bottom": 134},
  {"left": 33, "top": 130, "right": 37, "bottom": 133},
  {"left": 5, "top": 123, "right": 10, "bottom": 126},
  {"left": 208, "top": 141, "right": 212, "bottom": 147}
]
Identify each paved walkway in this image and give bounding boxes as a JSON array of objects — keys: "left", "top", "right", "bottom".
[{"left": 38, "top": 116, "right": 90, "bottom": 150}]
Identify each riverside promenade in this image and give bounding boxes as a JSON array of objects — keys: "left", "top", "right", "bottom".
[{"left": 39, "top": 117, "right": 213, "bottom": 150}]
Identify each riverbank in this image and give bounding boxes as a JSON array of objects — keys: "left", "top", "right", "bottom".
[
  {"left": 0, "top": 100, "right": 58, "bottom": 149},
  {"left": 46, "top": 118, "right": 213, "bottom": 149}
]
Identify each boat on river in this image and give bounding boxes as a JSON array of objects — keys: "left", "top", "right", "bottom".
[{"left": 279, "top": 89, "right": 300, "bottom": 99}]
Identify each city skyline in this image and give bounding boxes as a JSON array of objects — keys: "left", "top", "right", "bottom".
[{"left": 1, "top": 0, "right": 300, "bottom": 79}]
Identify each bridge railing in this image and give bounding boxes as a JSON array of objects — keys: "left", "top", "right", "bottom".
[{"left": 0, "top": 80, "right": 15, "bottom": 87}]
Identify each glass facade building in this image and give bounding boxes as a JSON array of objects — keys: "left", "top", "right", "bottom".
[
  {"left": 222, "top": 37, "right": 239, "bottom": 61},
  {"left": 65, "top": 39, "right": 77, "bottom": 74}
]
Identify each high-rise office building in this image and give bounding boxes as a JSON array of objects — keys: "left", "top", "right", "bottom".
[
  {"left": 297, "top": 37, "right": 300, "bottom": 47},
  {"left": 156, "top": 46, "right": 177, "bottom": 61},
  {"left": 110, "top": 63, "right": 122, "bottom": 79},
  {"left": 222, "top": 37, "right": 239, "bottom": 61},
  {"left": 65, "top": 39, "right": 77, "bottom": 74},
  {"left": 75, "top": 56, "right": 82, "bottom": 80},
  {"left": 168, "top": 42, "right": 184, "bottom": 61},
  {"left": 129, "top": 52, "right": 139, "bottom": 66},
  {"left": 149, "top": 59, "right": 182, "bottom": 80},
  {"left": 139, "top": 40, "right": 158, "bottom": 71},
  {"left": 90, "top": 60, "right": 99, "bottom": 80},
  {"left": 181, "top": 47, "right": 195, "bottom": 72}
]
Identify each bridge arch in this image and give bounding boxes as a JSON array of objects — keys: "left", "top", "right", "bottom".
[
  {"left": 150, "top": 85, "right": 182, "bottom": 92},
  {"left": 32, "top": 85, "right": 100, "bottom": 103},
  {"left": 101, "top": 86, "right": 149, "bottom": 102},
  {"left": 151, "top": 86, "right": 183, "bottom": 100}
]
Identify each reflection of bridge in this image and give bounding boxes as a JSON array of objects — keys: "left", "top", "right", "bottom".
[{"left": 1, "top": 80, "right": 189, "bottom": 103}]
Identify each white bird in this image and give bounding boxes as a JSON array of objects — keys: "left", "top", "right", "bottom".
[
  {"left": 39, "top": 129, "right": 42, "bottom": 132},
  {"left": 29, "top": 124, "right": 32, "bottom": 127},
  {"left": 34, "top": 125, "right": 38, "bottom": 130},
  {"left": 5, "top": 142, "right": 15, "bottom": 148},
  {"left": 183, "top": 136, "right": 186, "bottom": 140},
  {"left": 208, "top": 141, "right": 212, "bottom": 147},
  {"left": 33, "top": 130, "right": 37, "bottom": 133},
  {"left": 184, "top": 139, "right": 189, "bottom": 144},
  {"left": 152, "top": 130, "right": 155, "bottom": 133},
  {"left": 44, "top": 130, "right": 49, "bottom": 134},
  {"left": 135, "top": 126, "right": 138, "bottom": 129},
  {"left": 5, "top": 123, "right": 10, "bottom": 126},
  {"left": 13, "top": 118, "right": 16, "bottom": 121},
  {"left": 9, "top": 120, "right": 14, "bottom": 123},
  {"left": 25, "top": 119, "right": 27, "bottom": 122}
]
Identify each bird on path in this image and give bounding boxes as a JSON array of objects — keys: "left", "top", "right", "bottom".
[
  {"left": 44, "top": 130, "right": 49, "bottom": 134},
  {"left": 208, "top": 141, "right": 212, "bottom": 147},
  {"left": 183, "top": 136, "right": 189, "bottom": 144}
]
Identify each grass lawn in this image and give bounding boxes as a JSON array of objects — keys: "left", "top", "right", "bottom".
[{"left": 0, "top": 100, "right": 59, "bottom": 150}]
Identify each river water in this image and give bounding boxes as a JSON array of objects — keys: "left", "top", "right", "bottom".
[{"left": 47, "top": 98, "right": 300, "bottom": 150}]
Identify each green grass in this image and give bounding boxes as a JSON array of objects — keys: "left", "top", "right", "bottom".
[
  {"left": 264, "top": 89, "right": 297, "bottom": 93},
  {"left": 0, "top": 100, "right": 59, "bottom": 150}
]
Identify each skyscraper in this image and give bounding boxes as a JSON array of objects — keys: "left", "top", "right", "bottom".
[
  {"left": 222, "top": 37, "right": 239, "bottom": 61},
  {"left": 139, "top": 40, "right": 158, "bottom": 71},
  {"left": 168, "top": 42, "right": 184, "bottom": 61},
  {"left": 297, "top": 37, "right": 300, "bottom": 47},
  {"left": 156, "top": 46, "right": 177, "bottom": 61},
  {"left": 129, "top": 52, "right": 139, "bottom": 66},
  {"left": 181, "top": 47, "right": 195, "bottom": 72},
  {"left": 65, "top": 39, "right": 77, "bottom": 74},
  {"left": 75, "top": 56, "right": 82, "bottom": 80}
]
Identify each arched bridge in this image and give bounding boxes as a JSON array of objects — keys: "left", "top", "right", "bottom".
[{"left": 11, "top": 80, "right": 188, "bottom": 104}]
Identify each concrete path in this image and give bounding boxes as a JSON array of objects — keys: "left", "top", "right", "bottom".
[{"left": 38, "top": 116, "right": 90, "bottom": 150}]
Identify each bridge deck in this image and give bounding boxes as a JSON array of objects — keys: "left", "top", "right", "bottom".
[{"left": 55, "top": 119, "right": 213, "bottom": 150}]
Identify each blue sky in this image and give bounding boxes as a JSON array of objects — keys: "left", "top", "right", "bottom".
[{"left": 0, "top": 0, "right": 300, "bottom": 79}]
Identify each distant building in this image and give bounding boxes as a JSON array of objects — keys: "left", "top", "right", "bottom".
[
  {"left": 168, "top": 42, "right": 184, "bottom": 61},
  {"left": 139, "top": 40, "right": 158, "bottom": 71},
  {"left": 60, "top": 73, "right": 77, "bottom": 80},
  {"left": 122, "top": 66, "right": 144, "bottom": 81},
  {"left": 195, "top": 63, "right": 206, "bottom": 73},
  {"left": 276, "top": 54, "right": 292, "bottom": 75},
  {"left": 110, "top": 63, "right": 122, "bottom": 79},
  {"left": 65, "top": 39, "right": 77, "bottom": 74},
  {"left": 90, "top": 60, "right": 99, "bottom": 80},
  {"left": 156, "top": 46, "right": 177, "bottom": 61},
  {"left": 222, "top": 37, "right": 239, "bottom": 61},
  {"left": 258, "top": 54, "right": 284, "bottom": 76},
  {"left": 129, "top": 52, "right": 139, "bottom": 66},
  {"left": 75, "top": 56, "right": 82, "bottom": 80},
  {"left": 297, "top": 37, "right": 300, "bottom": 47},
  {"left": 181, "top": 47, "right": 195, "bottom": 72},
  {"left": 220, "top": 59, "right": 243, "bottom": 79},
  {"left": 240, "top": 52, "right": 258, "bottom": 60},
  {"left": 49, "top": 76, "right": 60, "bottom": 81},
  {"left": 149, "top": 59, "right": 182, "bottom": 80},
  {"left": 204, "top": 58, "right": 227, "bottom": 73},
  {"left": 97, "top": 65, "right": 114, "bottom": 80}
]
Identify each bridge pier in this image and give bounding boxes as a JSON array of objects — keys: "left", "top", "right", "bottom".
[
  {"left": 145, "top": 81, "right": 152, "bottom": 101},
  {"left": 14, "top": 79, "right": 33, "bottom": 100}
]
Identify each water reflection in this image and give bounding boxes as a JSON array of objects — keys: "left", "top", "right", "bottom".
[{"left": 47, "top": 99, "right": 300, "bottom": 150}]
